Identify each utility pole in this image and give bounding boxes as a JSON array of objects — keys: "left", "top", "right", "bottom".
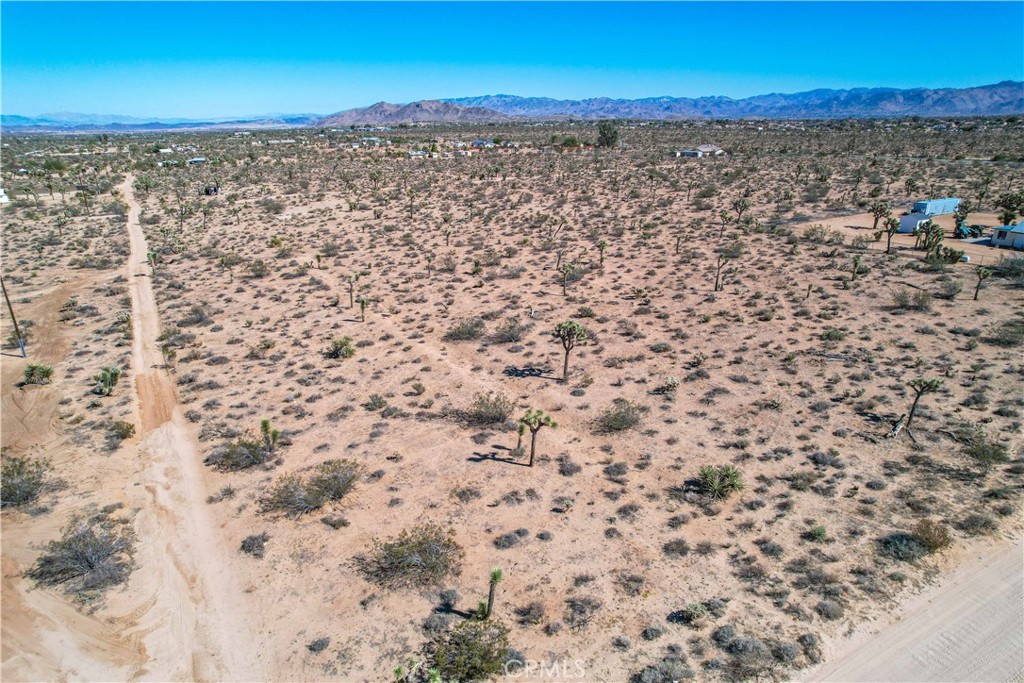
[{"left": 0, "top": 276, "right": 26, "bottom": 357}]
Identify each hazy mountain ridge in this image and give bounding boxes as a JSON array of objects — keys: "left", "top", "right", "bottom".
[
  {"left": 445, "top": 81, "right": 1024, "bottom": 119},
  {"left": 4, "top": 82, "right": 1021, "bottom": 132},
  {"left": 317, "top": 100, "right": 508, "bottom": 127}
]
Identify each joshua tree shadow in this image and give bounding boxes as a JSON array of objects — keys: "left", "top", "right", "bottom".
[
  {"left": 468, "top": 450, "right": 529, "bottom": 467},
  {"left": 503, "top": 365, "right": 555, "bottom": 380}
]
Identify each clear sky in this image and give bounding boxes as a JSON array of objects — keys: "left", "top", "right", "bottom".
[{"left": 2, "top": 1, "right": 1022, "bottom": 119}]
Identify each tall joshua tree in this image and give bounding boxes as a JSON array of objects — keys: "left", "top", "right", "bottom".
[
  {"left": 519, "top": 410, "right": 557, "bottom": 467},
  {"left": 553, "top": 321, "right": 588, "bottom": 382},
  {"left": 884, "top": 215, "right": 901, "bottom": 255},
  {"left": 870, "top": 200, "right": 890, "bottom": 232},
  {"left": 973, "top": 267, "right": 992, "bottom": 301}
]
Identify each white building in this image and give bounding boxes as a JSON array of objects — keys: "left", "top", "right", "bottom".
[
  {"left": 899, "top": 213, "right": 934, "bottom": 234},
  {"left": 0, "top": 188, "right": 9, "bottom": 204},
  {"left": 991, "top": 222, "right": 1024, "bottom": 250}
]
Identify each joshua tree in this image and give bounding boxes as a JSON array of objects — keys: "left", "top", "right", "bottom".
[
  {"left": 55, "top": 214, "right": 69, "bottom": 240},
  {"left": 884, "top": 216, "right": 901, "bottom": 254},
  {"left": 717, "top": 210, "right": 731, "bottom": 237},
  {"left": 348, "top": 275, "right": 359, "bottom": 308},
  {"left": 731, "top": 197, "right": 751, "bottom": 222},
  {"left": 973, "top": 266, "right": 992, "bottom": 301},
  {"left": 953, "top": 200, "right": 973, "bottom": 230},
  {"left": 553, "top": 320, "right": 588, "bottom": 382},
  {"left": 919, "top": 220, "right": 944, "bottom": 259},
  {"left": 713, "top": 254, "right": 730, "bottom": 292},
  {"left": 315, "top": 254, "right": 322, "bottom": 270},
  {"left": 559, "top": 262, "right": 579, "bottom": 296},
  {"left": 596, "top": 240, "right": 607, "bottom": 266},
  {"left": 260, "top": 418, "right": 280, "bottom": 453},
  {"left": 851, "top": 254, "right": 862, "bottom": 282},
  {"left": 357, "top": 296, "right": 369, "bottom": 322},
  {"left": 906, "top": 378, "right": 942, "bottom": 428},
  {"left": 519, "top": 409, "right": 557, "bottom": 466},
  {"left": 485, "top": 568, "right": 503, "bottom": 619},
  {"left": 870, "top": 200, "right": 890, "bottom": 232}
]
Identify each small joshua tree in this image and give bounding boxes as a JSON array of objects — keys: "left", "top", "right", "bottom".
[
  {"left": 884, "top": 215, "right": 901, "bottom": 254},
  {"left": 485, "top": 567, "right": 503, "bottom": 619},
  {"left": 714, "top": 254, "right": 730, "bottom": 292},
  {"left": 553, "top": 320, "right": 588, "bottom": 382},
  {"left": 851, "top": 254, "right": 862, "bottom": 282},
  {"left": 870, "top": 200, "right": 890, "bottom": 232},
  {"left": 260, "top": 418, "right": 280, "bottom": 453},
  {"left": 597, "top": 240, "right": 607, "bottom": 266},
  {"left": 519, "top": 409, "right": 557, "bottom": 467},
  {"left": 348, "top": 274, "right": 359, "bottom": 308},
  {"left": 906, "top": 378, "right": 942, "bottom": 428},
  {"left": 974, "top": 266, "right": 992, "bottom": 301},
  {"left": 357, "top": 296, "right": 368, "bottom": 322},
  {"left": 559, "top": 261, "right": 579, "bottom": 296}
]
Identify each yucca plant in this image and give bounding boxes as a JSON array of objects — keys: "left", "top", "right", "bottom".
[
  {"left": 93, "top": 366, "right": 122, "bottom": 396},
  {"left": 260, "top": 418, "right": 280, "bottom": 453},
  {"left": 23, "top": 363, "right": 53, "bottom": 385},
  {"left": 698, "top": 464, "right": 744, "bottom": 500}
]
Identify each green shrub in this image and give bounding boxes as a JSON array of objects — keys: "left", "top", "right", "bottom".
[
  {"left": 443, "top": 318, "right": 486, "bottom": 341},
  {"left": 261, "top": 460, "right": 361, "bottom": 517},
  {"left": 877, "top": 532, "right": 928, "bottom": 562},
  {"left": 324, "top": 336, "right": 356, "bottom": 359},
  {"left": 596, "top": 398, "right": 648, "bottom": 433},
  {"left": 365, "top": 394, "right": 387, "bottom": 411},
  {"left": 984, "top": 319, "right": 1024, "bottom": 347},
  {"left": 430, "top": 619, "right": 511, "bottom": 682},
  {"left": 491, "top": 316, "right": 529, "bottom": 343},
  {"left": 465, "top": 392, "right": 515, "bottom": 426},
  {"left": 107, "top": 420, "right": 136, "bottom": 445},
  {"left": 360, "top": 523, "right": 463, "bottom": 588},
  {"left": 0, "top": 455, "right": 51, "bottom": 507},
  {"left": 206, "top": 434, "right": 271, "bottom": 471},
  {"left": 820, "top": 327, "right": 846, "bottom": 342}
]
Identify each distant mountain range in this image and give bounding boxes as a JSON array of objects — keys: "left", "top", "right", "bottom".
[{"left": 4, "top": 82, "right": 1021, "bottom": 132}]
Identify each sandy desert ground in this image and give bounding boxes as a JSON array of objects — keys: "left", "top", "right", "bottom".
[{"left": 2, "top": 119, "right": 1022, "bottom": 682}]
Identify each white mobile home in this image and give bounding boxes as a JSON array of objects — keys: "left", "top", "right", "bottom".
[
  {"left": 899, "top": 213, "right": 934, "bottom": 234},
  {"left": 991, "top": 223, "right": 1024, "bottom": 250}
]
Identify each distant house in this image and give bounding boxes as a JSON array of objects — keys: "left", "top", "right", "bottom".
[
  {"left": 991, "top": 222, "right": 1024, "bottom": 250},
  {"left": 899, "top": 213, "right": 934, "bottom": 234},
  {"left": 471, "top": 139, "right": 495, "bottom": 149},
  {"left": 187, "top": 157, "right": 207, "bottom": 165},
  {"left": 455, "top": 149, "right": 473, "bottom": 157},
  {"left": 158, "top": 148, "right": 173, "bottom": 154},
  {"left": 407, "top": 150, "right": 428, "bottom": 159},
  {"left": 675, "top": 144, "right": 725, "bottom": 158},
  {"left": 0, "top": 188, "right": 9, "bottom": 204}
]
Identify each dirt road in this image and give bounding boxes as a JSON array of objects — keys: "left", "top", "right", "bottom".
[
  {"left": 802, "top": 536, "right": 1024, "bottom": 683},
  {"left": 117, "top": 175, "right": 266, "bottom": 681}
]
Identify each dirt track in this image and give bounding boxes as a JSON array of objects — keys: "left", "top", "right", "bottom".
[
  {"left": 119, "top": 175, "right": 267, "bottom": 681},
  {"left": 802, "top": 535, "right": 1024, "bottom": 683}
]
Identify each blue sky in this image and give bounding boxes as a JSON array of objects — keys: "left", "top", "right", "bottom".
[{"left": 2, "top": 2, "right": 1022, "bottom": 118}]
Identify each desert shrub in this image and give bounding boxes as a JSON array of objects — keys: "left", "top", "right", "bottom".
[
  {"left": 961, "top": 426, "right": 1011, "bottom": 470},
  {"left": 107, "top": 420, "right": 136, "bottom": 445},
  {"left": 937, "top": 278, "right": 963, "bottom": 300},
  {"left": 246, "top": 259, "right": 269, "bottom": 278},
  {"left": 365, "top": 394, "right": 387, "bottom": 411},
  {"left": 565, "top": 596, "right": 601, "bottom": 632},
  {"left": 205, "top": 434, "right": 271, "bottom": 471},
  {"left": 699, "top": 465, "right": 744, "bottom": 500},
  {"left": 912, "top": 519, "right": 951, "bottom": 552},
  {"left": 492, "top": 316, "right": 529, "bottom": 343},
  {"left": 891, "top": 288, "right": 932, "bottom": 312},
  {"left": 957, "top": 513, "right": 998, "bottom": 536},
  {"left": 877, "top": 532, "right": 928, "bottom": 562},
  {"left": 515, "top": 601, "right": 546, "bottom": 625},
  {"left": 443, "top": 317, "right": 486, "bottom": 341},
  {"left": 0, "top": 455, "right": 51, "bottom": 507},
  {"left": 361, "top": 523, "right": 463, "bottom": 588},
  {"left": 261, "top": 459, "right": 360, "bottom": 517},
  {"left": 430, "top": 619, "right": 511, "bottom": 683},
  {"left": 557, "top": 455, "right": 581, "bottom": 477},
  {"left": 662, "top": 539, "right": 691, "bottom": 558},
  {"left": 465, "top": 392, "right": 514, "bottom": 426},
  {"left": 632, "top": 654, "right": 694, "bottom": 683},
  {"left": 23, "top": 363, "right": 53, "bottom": 385},
  {"left": 815, "top": 600, "right": 844, "bottom": 620},
  {"left": 27, "top": 515, "right": 134, "bottom": 596},
  {"left": 307, "top": 637, "right": 330, "bottom": 653},
  {"left": 819, "top": 327, "right": 846, "bottom": 342},
  {"left": 983, "top": 319, "right": 1024, "bottom": 347},
  {"left": 324, "top": 336, "right": 356, "bottom": 359},
  {"left": 723, "top": 638, "right": 775, "bottom": 682},
  {"left": 596, "top": 398, "right": 648, "bottom": 433},
  {"left": 668, "top": 603, "right": 707, "bottom": 626},
  {"left": 240, "top": 532, "right": 269, "bottom": 558}
]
